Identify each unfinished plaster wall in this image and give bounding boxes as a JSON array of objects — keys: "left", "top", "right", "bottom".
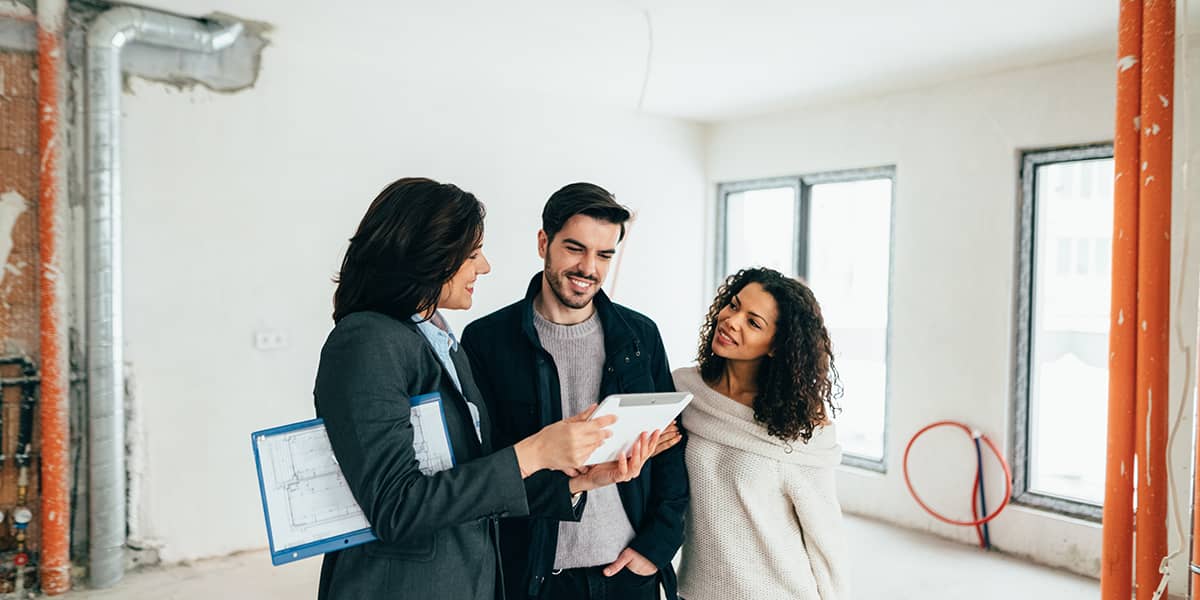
[
  {"left": 0, "top": 49, "right": 42, "bottom": 590},
  {"left": 107, "top": 4, "right": 707, "bottom": 562}
]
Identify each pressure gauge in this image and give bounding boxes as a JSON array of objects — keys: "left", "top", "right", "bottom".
[{"left": 12, "top": 508, "right": 32, "bottom": 525}]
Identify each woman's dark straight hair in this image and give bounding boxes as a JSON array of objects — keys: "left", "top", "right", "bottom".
[{"left": 333, "top": 177, "right": 485, "bottom": 323}]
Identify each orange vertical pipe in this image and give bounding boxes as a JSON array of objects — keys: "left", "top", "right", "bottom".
[
  {"left": 35, "top": 0, "right": 71, "bottom": 594},
  {"left": 1101, "top": 2, "right": 1141, "bottom": 599},
  {"left": 1134, "top": 1, "right": 1174, "bottom": 599}
]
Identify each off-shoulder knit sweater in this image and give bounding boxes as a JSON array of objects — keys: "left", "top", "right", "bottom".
[{"left": 673, "top": 366, "right": 848, "bottom": 600}]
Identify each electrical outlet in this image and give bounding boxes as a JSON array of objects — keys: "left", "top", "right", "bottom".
[{"left": 253, "top": 329, "right": 289, "bottom": 351}]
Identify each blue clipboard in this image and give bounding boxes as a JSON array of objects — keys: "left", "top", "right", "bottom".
[
  {"left": 408, "top": 392, "right": 457, "bottom": 472},
  {"left": 251, "top": 418, "right": 377, "bottom": 566},
  {"left": 252, "top": 393, "right": 453, "bottom": 566}
]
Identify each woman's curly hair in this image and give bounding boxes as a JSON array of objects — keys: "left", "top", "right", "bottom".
[{"left": 698, "top": 267, "right": 842, "bottom": 443}]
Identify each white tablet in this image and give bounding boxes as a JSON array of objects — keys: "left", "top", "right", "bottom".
[{"left": 583, "top": 392, "right": 693, "bottom": 466}]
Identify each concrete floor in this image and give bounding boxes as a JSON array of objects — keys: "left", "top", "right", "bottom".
[
  {"left": 62, "top": 514, "right": 1098, "bottom": 599},
  {"left": 843, "top": 515, "right": 1097, "bottom": 600}
]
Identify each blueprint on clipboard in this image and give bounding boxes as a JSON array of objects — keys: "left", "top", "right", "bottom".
[
  {"left": 254, "top": 420, "right": 374, "bottom": 558},
  {"left": 252, "top": 393, "right": 455, "bottom": 564},
  {"left": 408, "top": 393, "right": 456, "bottom": 475}
]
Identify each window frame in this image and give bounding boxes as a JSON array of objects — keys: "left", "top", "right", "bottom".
[
  {"left": 715, "top": 166, "right": 897, "bottom": 472},
  {"left": 1011, "top": 142, "right": 1113, "bottom": 522},
  {"left": 715, "top": 177, "right": 804, "bottom": 281}
]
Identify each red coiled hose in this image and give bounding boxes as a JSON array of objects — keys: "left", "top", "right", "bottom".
[{"left": 902, "top": 420, "right": 1013, "bottom": 545}]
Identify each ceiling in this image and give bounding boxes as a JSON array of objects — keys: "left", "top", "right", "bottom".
[
  {"left": 131, "top": 0, "right": 1200, "bottom": 122},
  {"left": 623, "top": 0, "right": 1124, "bottom": 120}
]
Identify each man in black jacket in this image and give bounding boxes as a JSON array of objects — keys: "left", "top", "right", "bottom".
[{"left": 462, "top": 183, "right": 688, "bottom": 600}]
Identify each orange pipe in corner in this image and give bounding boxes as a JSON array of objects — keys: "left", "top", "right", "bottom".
[
  {"left": 35, "top": 0, "right": 71, "bottom": 594},
  {"left": 1134, "top": 1, "right": 1174, "bottom": 599},
  {"left": 1100, "top": 1, "right": 1141, "bottom": 599}
]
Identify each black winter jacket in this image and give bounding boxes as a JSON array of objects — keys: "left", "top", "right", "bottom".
[{"left": 462, "top": 274, "right": 689, "bottom": 600}]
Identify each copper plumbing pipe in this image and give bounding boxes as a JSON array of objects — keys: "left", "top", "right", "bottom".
[
  {"left": 35, "top": 0, "right": 71, "bottom": 593},
  {"left": 1100, "top": 1, "right": 1142, "bottom": 598},
  {"left": 1133, "top": 0, "right": 1174, "bottom": 598}
]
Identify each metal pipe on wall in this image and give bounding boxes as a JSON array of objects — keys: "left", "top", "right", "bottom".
[
  {"left": 85, "top": 7, "right": 242, "bottom": 588},
  {"left": 1100, "top": 1, "right": 1141, "bottom": 598},
  {"left": 1133, "top": 0, "right": 1174, "bottom": 598}
]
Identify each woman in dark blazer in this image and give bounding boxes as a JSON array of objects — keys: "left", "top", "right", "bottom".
[{"left": 315, "top": 178, "right": 635, "bottom": 600}]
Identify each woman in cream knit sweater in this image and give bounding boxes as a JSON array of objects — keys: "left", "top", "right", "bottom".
[{"left": 672, "top": 267, "right": 847, "bottom": 600}]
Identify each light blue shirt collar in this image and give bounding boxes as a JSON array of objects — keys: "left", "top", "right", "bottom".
[
  {"left": 410, "top": 311, "right": 481, "bottom": 442},
  {"left": 411, "top": 312, "right": 459, "bottom": 351}
]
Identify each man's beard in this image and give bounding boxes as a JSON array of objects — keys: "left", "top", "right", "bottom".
[{"left": 544, "top": 264, "right": 600, "bottom": 310}]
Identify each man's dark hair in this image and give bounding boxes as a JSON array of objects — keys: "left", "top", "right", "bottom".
[
  {"left": 333, "top": 177, "right": 485, "bottom": 323},
  {"left": 541, "top": 182, "right": 632, "bottom": 243}
]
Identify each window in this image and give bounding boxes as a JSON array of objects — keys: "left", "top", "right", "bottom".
[
  {"left": 720, "top": 180, "right": 800, "bottom": 278},
  {"left": 717, "top": 167, "right": 894, "bottom": 470},
  {"left": 1014, "top": 144, "right": 1113, "bottom": 520}
]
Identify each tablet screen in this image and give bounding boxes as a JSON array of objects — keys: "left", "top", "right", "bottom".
[{"left": 584, "top": 392, "right": 692, "bottom": 465}]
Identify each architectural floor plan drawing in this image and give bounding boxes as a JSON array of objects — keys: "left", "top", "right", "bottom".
[
  {"left": 257, "top": 422, "right": 371, "bottom": 551},
  {"left": 410, "top": 398, "right": 455, "bottom": 475},
  {"left": 255, "top": 397, "right": 452, "bottom": 557}
]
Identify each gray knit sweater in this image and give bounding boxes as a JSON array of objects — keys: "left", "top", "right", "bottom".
[{"left": 533, "top": 310, "right": 637, "bottom": 569}]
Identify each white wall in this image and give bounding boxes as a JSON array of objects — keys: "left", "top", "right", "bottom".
[
  {"left": 707, "top": 43, "right": 1200, "bottom": 589},
  {"left": 108, "top": 3, "right": 706, "bottom": 562},
  {"left": 86, "top": 0, "right": 1200, "bottom": 588}
]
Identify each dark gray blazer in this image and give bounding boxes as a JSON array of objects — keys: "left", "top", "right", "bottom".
[{"left": 314, "top": 311, "right": 530, "bottom": 600}]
